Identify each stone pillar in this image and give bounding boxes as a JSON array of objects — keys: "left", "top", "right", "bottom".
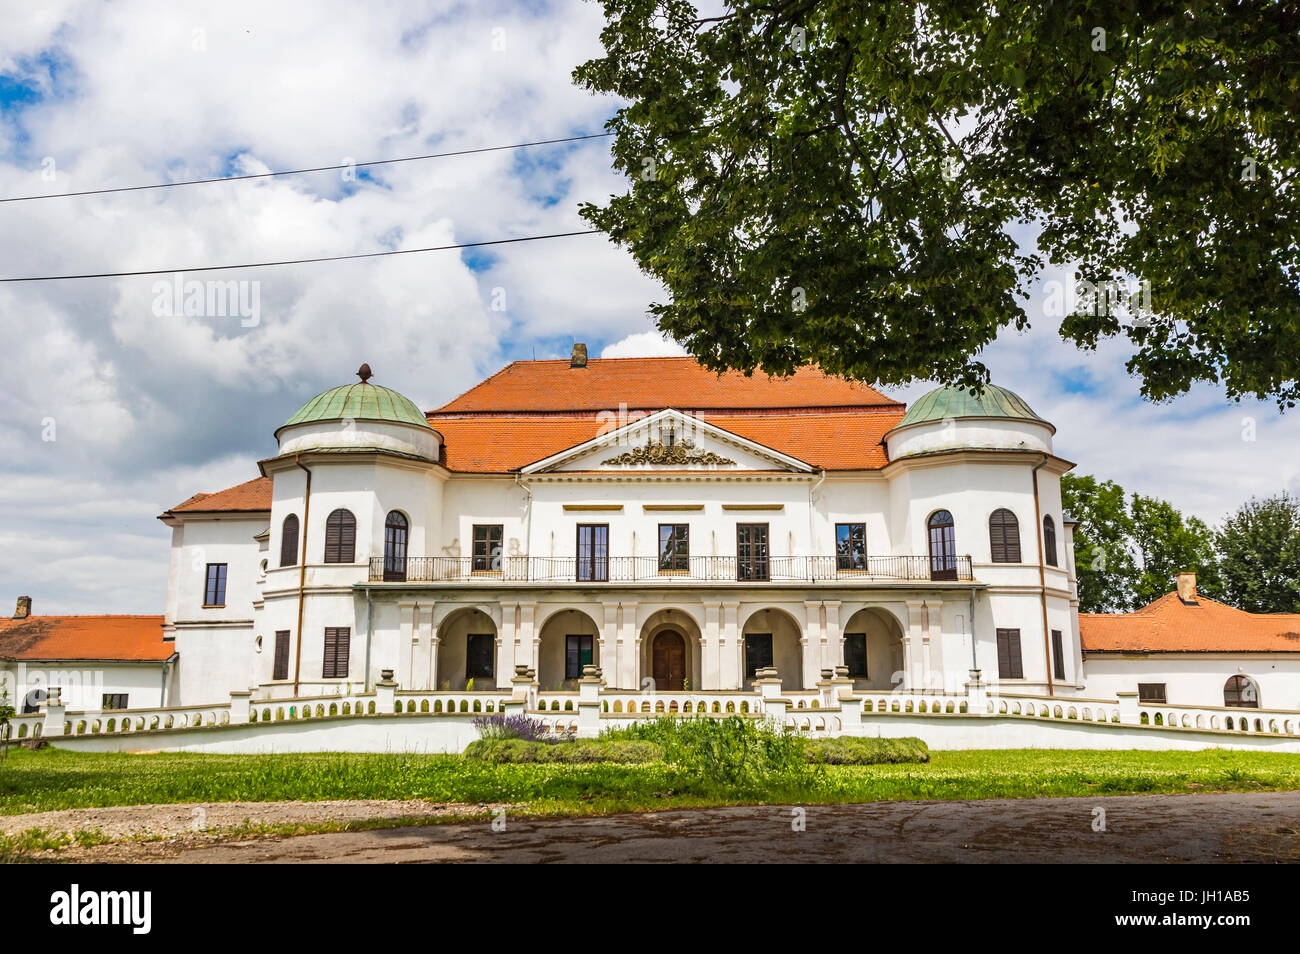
[
  {"left": 923, "top": 600, "right": 945, "bottom": 692},
  {"left": 429, "top": 626, "right": 440, "bottom": 692},
  {"left": 375, "top": 670, "right": 397, "bottom": 714},
  {"left": 503, "top": 665, "right": 536, "bottom": 717},
  {"left": 518, "top": 602, "right": 537, "bottom": 677},
  {"left": 904, "top": 600, "right": 926, "bottom": 691},
  {"left": 702, "top": 601, "right": 721, "bottom": 690},
  {"left": 416, "top": 603, "right": 435, "bottom": 690},
  {"left": 1116, "top": 690, "right": 1140, "bottom": 725},
  {"left": 824, "top": 600, "right": 842, "bottom": 671},
  {"left": 817, "top": 669, "right": 836, "bottom": 708},
  {"left": 41, "top": 688, "right": 66, "bottom": 737},
  {"left": 498, "top": 602, "right": 517, "bottom": 689},
  {"left": 964, "top": 669, "right": 988, "bottom": 715},
  {"left": 618, "top": 601, "right": 639, "bottom": 690},
  {"left": 577, "top": 665, "right": 604, "bottom": 738},
  {"left": 398, "top": 602, "right": 417, "bottom": 688},
  {"left": 802, "top": 600, "right": 822, "bottom": 690},
  {"left": 601, "top": 602, "right": 619, "bottom": 688},
  {"left": 721, "top": 601, "right": 741, "bottom": 689},
  {"left": 754, "top": 667, "right": 788, "bottom": 721},
  {"left": 229, "top": 690, "right": 251, "bottom": 725}
]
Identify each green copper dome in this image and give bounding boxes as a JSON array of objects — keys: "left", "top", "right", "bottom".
[
  {"left": 282, "top": 376, "right": 432, "bottom": 431},
  {"left": 896, "top": 384, "right": 1044, "bottom": 429}
]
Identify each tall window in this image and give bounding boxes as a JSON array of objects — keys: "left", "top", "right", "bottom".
[
  {"left": 836, "top": 523, "right": 867, "bottom": 571},
  {"left": 279, "top": 514, "right": 300, "bottom": 567},
  {"left": 323, "top": 509, "right": 356, "bottom": 563},
  {"left": 383, "top": 511, "right": 408, "bottom": 581},
  {"left": 565, "top": 634, "right": 594, "bottom": 679},
  {"left": 737, "top": 524, "right": 770, "bottom": 581},
  {"left": 1224, "top": 674, "right": 1259, "bottom": 708},
  {"left": 1043, "top": 515, "right": 1058, "bottom": 567},
  {"left": 272, "top": 630, "right": 290, "bottom": 680},
  {"left": 466, "top": 634, "right": 495, "bottom": 681},
  {"left": 322, "top": 627, "right": 350, "bottom": 679},
  {"left": 744, "top": 633, "right": 774, "bottom": 679},
  {"left": 204, "top": 563, "right": 227, "bottom": 606},
  {"left": 1051, "top": 629, "right": 1066, "bottom": 681},
  {"left": 658, "top": 524, "right": 689, "bottom": 572},
  {"left": 988, "top": 509, "right": 1021, "bottom": 563},
  {"left": 927, "top": 510, "right": 957, "bottom": 580},
  {"left": 576, "top": 524, "right": 609, "bottom": 581},
  {"left": 472, "top": 524, "right": 503, "bottom": 572},
  {"left": 996, "top": 628, "right": 1024, "bottom": 679},
  {"left": 844, "top": 633, "right": 868, "bottom": 678}
]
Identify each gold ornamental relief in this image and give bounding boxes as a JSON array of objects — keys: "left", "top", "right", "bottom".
[{"left": 602, "top": 439, "right": 734, "bottom": 466}]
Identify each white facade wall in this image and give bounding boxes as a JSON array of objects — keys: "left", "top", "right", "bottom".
[
  {"left": 3, "top": 660, "right": 173, "bottom": 712},
  {"left": 1084, "top": 654, "right": 1300, "bottom": 712}
]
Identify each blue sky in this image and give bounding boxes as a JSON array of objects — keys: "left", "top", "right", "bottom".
[{"left": 0, "top": 1, "right": 1296, "bottom": 614}]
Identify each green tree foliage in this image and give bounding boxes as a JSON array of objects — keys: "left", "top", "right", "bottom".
[
  {"left": 1214, "top": 492, "right": 1300, "bottom": 613},
  {"left": 575, "top": 1, "right": 1300, "bottom": 404},
  {"left": 1061, "top": 474, "right": 1137, "bottom": 612},
  {"left": 1129, "top": 494, "right": 1221, "bottom": 606}
]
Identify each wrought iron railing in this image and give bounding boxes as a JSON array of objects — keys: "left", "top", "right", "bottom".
[{"left": 369, "top": 554, "right": 973, "bottom": 584}]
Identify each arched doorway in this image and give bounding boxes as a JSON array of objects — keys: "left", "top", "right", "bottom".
[
  {"left": 841, "top": 607, "right": 905, "bottom": 691},
  {"left": 740, "top": 607, "right": 803, "bottom": 691},
  {"left": 537, "top": 608, "right": 601, "bottom": 690},
  {"left": 651, "top": 630, "right": 686, "bottom": 690},
  {"left": 435, "top": 607, "right": 498, "bottom": 690}
]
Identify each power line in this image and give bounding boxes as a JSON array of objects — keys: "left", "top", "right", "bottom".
[
  {"left": 0, "top": 229, "right": 605, "bottom": 282},
  {"left": 0, "top": 132, "right": 614, "bottom": 204}
]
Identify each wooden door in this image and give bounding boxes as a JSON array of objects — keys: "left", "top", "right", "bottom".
[{"left": 652, "top": 630, "right": 686, "bottom": 690}]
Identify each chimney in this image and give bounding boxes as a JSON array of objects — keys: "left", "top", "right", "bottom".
[
  {"left": 13, "top": 595, "right": 31, "bottom": 619},
  {"left": 570, "top": 342, "right": 588, "bottom": 368},
  {"left": 1176, "top": 571, "right": 1197, "bottom": 604}
]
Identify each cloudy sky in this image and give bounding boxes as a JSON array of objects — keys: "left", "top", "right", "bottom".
[{"left": 1, "top": 1, "right": 1296, "bottom": 614}]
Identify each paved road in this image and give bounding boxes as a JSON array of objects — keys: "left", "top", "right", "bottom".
[{"left": 69, "top": 791, "right": 1300, "bottom": 863}]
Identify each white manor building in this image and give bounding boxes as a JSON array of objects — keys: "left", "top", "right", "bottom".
[
  {"left": 6, "top": 351, "right": 1298, "bottom": 748},
  {"left": 137, "top": 350, "right": 1297, "bottom": 714}
]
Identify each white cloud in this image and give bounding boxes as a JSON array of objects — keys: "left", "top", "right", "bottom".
[{"left": 600, "top": 331, "right": 688, "bottom": 359}]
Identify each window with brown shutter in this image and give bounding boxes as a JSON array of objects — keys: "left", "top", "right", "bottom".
[
  {"left": 323, "top": 509, "right": 356, "bottom": 563},
  {"left": 279, "top": 514, "right": 300, "bottom": 567},
  {"left": 323, "top": 627, "right": 350, "bottom": 679},
  {"left": 989, "top": 509, "right": 1021, "bottom": 563},
  {"left": 1138, "top": 683, "right": 1166, "bottom": 704},
  {"left": 272, "top": 630, "right": 290, "bottom": 680},
  {"left": 1043, "top": 515, "right": 1059, "bottom": 567},
  {"left": 1051, "top": 629, "right": 1066, "bottom": 681},
  {"left": 996, "top": 628, "right": 1023, "bottom": 679}
]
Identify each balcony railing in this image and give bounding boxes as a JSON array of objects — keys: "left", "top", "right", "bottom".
[{"left": 369, "top": 554, "right": 974, "bottom": 584}]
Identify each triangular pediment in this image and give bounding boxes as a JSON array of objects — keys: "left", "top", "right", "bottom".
[{"left": 520, "top": 409, "right": 813, "bottom": 474}]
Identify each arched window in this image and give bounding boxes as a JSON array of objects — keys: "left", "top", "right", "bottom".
[
  {"left": 927, "top": 510, "right": 957, "bottom": 581},
  {"left": 383, "top": 511, "right": 408, "bottom": 581},
  {"left": 1043, "top": 515, "right": 1058, "bottom": 567},
  {"left": 1224, "top": 675, "right": 1259, "bottom": 708},
  {"left": 989, "top": 509, "right": 1021, "bottom": 563},
  {"left": 323, "top": 509, "right": 356, "bottom": 564},
  {"left": 279, "top": 514, "right": 300, "bottom": 568}
]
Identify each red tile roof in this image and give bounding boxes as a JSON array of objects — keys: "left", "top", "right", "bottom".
[
  {"left": 0, "top": 615, "right": 172, "bottom": 662},
  {"left": 1080, "top": 593, "right": 1300, "bottom": 654},
  {"left": 164, "top": 476, "right": 272, "bottom": 516},
  {"left": 435, "top": 358, "right": 901, "bottom": 414}
]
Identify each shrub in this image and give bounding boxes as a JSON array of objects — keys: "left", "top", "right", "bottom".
[
  {"left": 603, "top": 716, "right": 813, "bottom": 791},
  {"left": 804, "top": 737, "right": 930, "bottom": 765},
  {"left": 464, "top": 739, "right": 663, "bottom": 764},
  {"left": 471, "top": 714, "right": 552, "bottom": 743}
]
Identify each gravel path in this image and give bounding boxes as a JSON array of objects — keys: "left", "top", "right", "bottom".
[
  {"left": 0, "top": 799, "right": 499, "bottom": 840},
  {"left": 18, "top": 791, "right": 1300, "bottom": 863}
]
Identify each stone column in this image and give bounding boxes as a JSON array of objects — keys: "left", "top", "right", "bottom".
[
  {"left": 416, "top": 603, "right": 435, "bottom": 690},
  {"left": 618, "top": 601, "right": 639, "bottom": 690},
  {"left": 41, "top": 688, "right": 66, "bottom": 737},
  {"left": 824, "top": 600, "right": 842, "bottom": 671},
  {"left": 375, "top": 670, "right": 397, "bottom": 714},
  {"left": 923, "top": 600, "right": 944, "bottom": 693},
  {"left": 518, "top": 601, "right": 537, "bottom": 676},
  {"left": 702, "top": 601, "right": 722, "bottom": 690},
  {"left": 601, "top": 602, "right": 619, "bottom": 688},
  {"left": 577, "top": 665, "right": 604, "bottom": 738},
  {"left": 428, "top": 623, "right": 440, "bottom": 691},
  {"left": 721, "top": 601, "right": 741, "bottom": 688},
  {"left": 904, "top": 600, "right": 926, "bottom": 691},
  {"left": 802, "top": 600, "right": 822, "bottom": 690},
  {"left": 398, "top": 601, "right": 417, "bottom": 688},
  {"left": 498, "top": 601, "right": 517, "bottom": 688}
]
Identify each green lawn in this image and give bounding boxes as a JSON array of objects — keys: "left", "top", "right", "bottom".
[{"left": 3, "top": 747, "right": 1299, "bottom": 817}]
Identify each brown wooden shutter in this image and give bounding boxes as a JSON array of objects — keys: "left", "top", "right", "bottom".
[
  {"left": 323, "top": 627, "right": 351, "bottom": 679},
  {"left": 279, "top": 515, "right": 299, "bottom": 567},
  {"left": 996, "top": 628, "right": 1023, "bottom": 679},
  {"left": 1051, "top": 629, "right": 1065, "bottom": 681},
  {"left": 273, "top": 630, "right": 290, "bottom": 680},
  {"left": 324, "top": 510, "right": 356, "bottom": 563},
  {"left": 989, "top": 509, "right": 1021, "bottom": 563}
]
